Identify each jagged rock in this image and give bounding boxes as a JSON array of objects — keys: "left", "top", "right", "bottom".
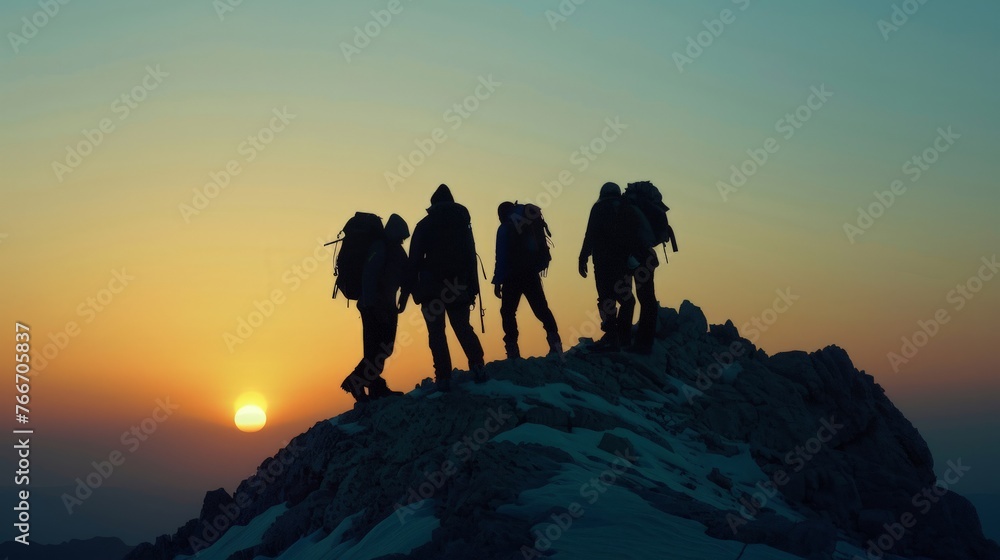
[
  {"left": 597, "top": 432, "right": 636, "bottom": 460},
  {"left": 199, "top": 488, "right": 234, "bottom": 521},
  {"left": 709, "top": 320, "right": 741, "bottom": 345},
  {"left": 708, "top": 468, "right": 733, "bottom": 490},
  {"left": 678, "top": 299, "right": 708, "bottom": 337}
]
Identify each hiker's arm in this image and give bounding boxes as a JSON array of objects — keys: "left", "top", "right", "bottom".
[
  {"left": 579, "top": 206, "right": 596, "bottom": 279},
  {"left": 360, "top": 242, "right": 386, "bottom": 309},
  {"left": 579, "top": 206, "right": 597, "bottom": 261},
  {"left": 493, "top": 224, "right": 508, "bottom": 286}
]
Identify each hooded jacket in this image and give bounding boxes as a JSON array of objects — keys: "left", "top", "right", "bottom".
[
  {"left": 360, "top": 213, "right": 410, "bottom": 309},
  {"left": 402, "top": 185, "right": 480, "bottom": 305}
]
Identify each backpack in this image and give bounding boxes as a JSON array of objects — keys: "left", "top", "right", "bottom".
[
  {"left": 624, "top": 181, "right": 679, "bottom": 255},
  {"left": 510, "top": 202, "right": 553, "bottom": 274},
  {"left": 331, "top": 212, "right": 384, "bottom": 301}
]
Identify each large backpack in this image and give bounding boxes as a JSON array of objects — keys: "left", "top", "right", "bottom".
[
  {"left": 510, "top": 202, "right": 553, "bottom": 274},
  {"left": 624, "top": 181, "right": 679, "bottom": 256},
  {"left": 331, "top": 212, "right": 384, "bottom": 301}
]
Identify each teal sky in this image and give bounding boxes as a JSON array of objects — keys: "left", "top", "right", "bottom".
[{"left": 2, "top": 0, "right": 998, "bottom": 545}]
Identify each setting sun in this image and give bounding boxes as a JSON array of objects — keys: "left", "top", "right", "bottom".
[{"left": 234, "top": 405, "right": 267, "bottom": 432}]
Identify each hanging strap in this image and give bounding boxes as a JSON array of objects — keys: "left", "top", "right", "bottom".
[{"left": 328, "top": 233, "right": 344, "bottom": 300}]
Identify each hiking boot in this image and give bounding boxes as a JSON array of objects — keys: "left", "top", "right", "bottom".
[
  {"left": 625, "top": 343, "right": 652, "bottom": 356},
  {"left": 590, "top": 333, "right": 620, "bottom": 353},
  {"left": 340, "top": 372, "right": 369, "bottom": 404},
  {"left": 471, "top": 362, "right": 487, "bottom": 384},
  {"left": 618, "top": 332, "right": 633, "bottom": 350},
  {"left": 546, "top": 334, "right": 563, "bottom": 358},
  {"left": 369, "top": 378, "right": 403, "bottom": 400},
  {"left": 436, "top": 372, "right": 452, "bottom": 392}
]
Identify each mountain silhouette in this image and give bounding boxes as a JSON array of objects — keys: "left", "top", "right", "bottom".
[
  {"left": 123, "top": 302, "right": 999, "bottom": 560},
  {"left": 0, "top": 536, "right": 133, "bottom": 559}
]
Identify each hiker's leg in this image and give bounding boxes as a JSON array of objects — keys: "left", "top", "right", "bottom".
[
  {"left": 379, "top": 306, "right": 399, "bottom": 361},
  {"left": 368, "top": 376, "right": 390, "bottom": 397},
  {"left": 357, "top": 307, "right": 385, "bottom": 384},
  {"left": 341, "top": 311, "right": 372, "bottom": 401},
  {"left": 634, "top": 256, "right": 658, "bottom": 349},
  {"left": 370, "top": 307, "right": 399, "bottom": 393},
  {"left": 500, "top": 280, "right": 523, "bottom": 357},
  {"left": 422, "top": 303, "right": 452, "bottom": 377},
  {"left": 522, "top": 274, "right": 559, "bottom": 340},
  {"left": 447, "top": 302, "right": 485, "bottom": 368},
  {"left": 594, "top": 266, "right": 619, "bottom": 338},
  {"left": 615, "top": 271, "right": 636, "bottom": 348}
]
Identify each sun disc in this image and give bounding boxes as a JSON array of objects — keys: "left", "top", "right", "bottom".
[{"left": 234, "top": 405, "right": 267, "bottom": 432}]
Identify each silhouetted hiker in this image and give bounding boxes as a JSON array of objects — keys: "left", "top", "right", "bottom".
[
  {"left": 340, "top": 213, "right": 410, "bottom": 403},
  {"left": 399, "top": 184, "right": 485, "bottom": 390},
  {"left": 492, "top": 202, "right": 562, "bottom": 360},
  {"left": 623, "top": 181, "right": 678, "bottom": 354},
  {"left": 578, "top": 182, "right": 652, "bottom": 352}
]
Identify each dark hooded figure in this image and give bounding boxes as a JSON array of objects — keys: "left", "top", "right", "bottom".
[
  {"left": 399, "top": 184, "right": 485, "bottom": 390},
  {"left": 341, "top": 213, "right": 410, "bottom": 403},
  {"left": 492, "top": 202, "right": 562, "bottom": 360},
  {"left": 578, "top": 182, "right": 652, "bottom": 352}
]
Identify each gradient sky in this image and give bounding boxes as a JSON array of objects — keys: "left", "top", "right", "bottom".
[{"left": 2, "top": 0, "right": 998, "bottom": 545}]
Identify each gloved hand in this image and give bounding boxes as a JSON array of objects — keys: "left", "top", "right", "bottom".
[
  {"left": 494, "top": 284, "right": 502, "bottom": 299},
  {"left": 578, "top": 257, "right": 588, "bottom": 279}
]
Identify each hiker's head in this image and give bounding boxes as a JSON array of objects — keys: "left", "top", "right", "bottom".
[
  {"left": 385, "top": 213, "right": 410, "bottom": 243},
  {"left": 430, "top": 184, "right": 454, "bottom": 206},
  {"left": 599, "top": 182, "right": 621, "bottom": 199},
  {"left": 497, "top": 202, "right": 515, "bottom": 223}
]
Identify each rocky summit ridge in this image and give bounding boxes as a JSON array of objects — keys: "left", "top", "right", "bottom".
[{"left": 125, "top": 302, "right": 1000, "bottom": 560}]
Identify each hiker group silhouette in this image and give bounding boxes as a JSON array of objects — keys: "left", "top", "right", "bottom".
[{"left": 336, "top": 182, "right": 677, "bottom": 403}]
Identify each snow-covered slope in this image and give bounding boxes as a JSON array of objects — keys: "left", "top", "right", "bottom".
[{"left": 126, "top": 302, "right": 1000, "bottom": 560}]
